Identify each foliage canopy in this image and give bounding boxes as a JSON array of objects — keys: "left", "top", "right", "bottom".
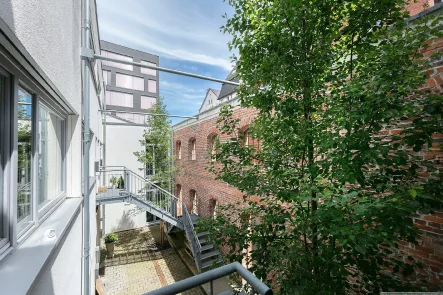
[
  {"left": 200, "top": 1, "right": 443, "bottom": 294},
  {"left": 134, "top": 96, "right": 176, "bottom": 191}
]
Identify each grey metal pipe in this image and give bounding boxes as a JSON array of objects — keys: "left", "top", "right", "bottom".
[
  {"left": 94, "top": 54, "right": 239, "bottom": 86},
  {"left": 81, "top": 0, "right": 91, "bottom": 293},
  {"left": 102, "top": 80, "right": 106, "bottom": 240},
  {"left": 102, "top": 81, "right": 107, "bottom": 184},
  {"left": 143, "top": 262, "right": 273, "bottom": 295},
  {"left": 101, "top": 109, "right": 197, "bottom": 119}
]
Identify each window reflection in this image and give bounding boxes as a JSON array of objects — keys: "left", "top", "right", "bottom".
[
  {"left": 17, "top": 87, "right": 33, "bottom": 232},
  {"left": 38, "top": 105, "right": 64, "bottom": 210},
  {"left": 0, "top": 75, "right": 5, "bottom": 239}
]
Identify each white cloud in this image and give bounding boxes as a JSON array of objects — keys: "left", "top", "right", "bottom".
[
  {"left": 160, "top": 80, "right": 205, "bottom": 92},
  {"left": 97, "top": 0, "right": 235, "bottom": 71}
]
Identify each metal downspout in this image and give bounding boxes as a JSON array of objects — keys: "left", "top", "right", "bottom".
[
  {"left": 102, "top": 80, "right": 106, "bottom": 239},
  {"left": 81, "top": 0, "right": 91, "bottom": 293}
]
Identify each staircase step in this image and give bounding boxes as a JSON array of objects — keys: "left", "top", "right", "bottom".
[
  {"left": 196, "top": 231, "right": 209, "bottom": 238},
  {"left": 200, "top": 250, "right": 220, "bottom": 260},
  {"left": 198, "top": 238, "right": 209, "bottom": 245},
  {"left": 200, "top": 244, "right": 214, "bottom": 252},
  {"left": 201, "top": 257, "right": 223, "bottom": 269}
]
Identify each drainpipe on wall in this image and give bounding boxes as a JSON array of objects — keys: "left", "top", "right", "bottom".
[
  {"left": 102, "top": 81, "right": 106, "bottom": 236},
  {"left": 81, "top": 0, "right": 91, "bottom": 293}
]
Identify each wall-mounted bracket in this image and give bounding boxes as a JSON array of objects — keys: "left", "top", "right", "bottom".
[{"left": 80, "top": 48, "right": 94, "bottom": 61}]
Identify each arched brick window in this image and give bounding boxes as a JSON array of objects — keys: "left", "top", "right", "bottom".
[
  {"left": 176, "top": 140, "right": 182, "bottom": 160},
  {"left": 208, "top": 134, "right": 218, "bottom": 162},
  {"left": 190, "top": 189, "right": 198, "bottom": 215},
  {"left": 210, "top": 199, "right": 218, "bottom": 218},
  {"left": 244, "top": 128, "right": 261, "bottom": 164},
  {"left": 189, "top": 138, "right": 196, "bottom": 160},
  {"left": 244, "top": 128, "right": 260, "bottom": 150},
  {"left": 176, "top": 184, "right": 182, "bottom": 216}
]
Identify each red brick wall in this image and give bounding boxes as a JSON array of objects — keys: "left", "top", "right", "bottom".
[
  {"left": 174, "top": 106, "right": 259, "bottom": 217},
  {"left": 396, "top": 36, "right": 443, "bottom": 289},
  {"left": 406, "top": 0, "right": 434, "bottom": 16}
]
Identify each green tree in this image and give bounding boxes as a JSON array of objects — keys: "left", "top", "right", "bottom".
[
  {"left": 134, "top": 97, "right": 176, "bottom": 191},
  {"left": 200, "top": 1, "right": 443, "bottom": 294}
]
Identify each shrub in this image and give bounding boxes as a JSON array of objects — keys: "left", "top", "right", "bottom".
[{"left": 104, "top": 233, "right": 118, "bottom": 243}]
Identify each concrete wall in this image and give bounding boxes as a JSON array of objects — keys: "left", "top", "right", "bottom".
[
  {"left": 100, "top": 41, "right": 161, "bottom": 234},
  {"left": 28, "top": 212, "right": 82, "bottom": 295},
  {"left": 0, "top": 0, "right": 103, "bottom": 294},
  {"left": 104, "top": 116, "right": 147, "bottom": 233}
]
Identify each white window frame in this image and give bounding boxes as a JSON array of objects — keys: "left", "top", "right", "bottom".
[
  {"left": 0, "top": 59, "right": 68, "bottom": 259},
  {"left": 36, "top": 102, "right": 66, "bottom": 218},
  {"left": 0, "top": 66, "right": 12, "bottom": 254}
]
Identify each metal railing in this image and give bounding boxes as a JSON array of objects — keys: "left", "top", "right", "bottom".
[
  {"left": 17, "top": 182, "right": 31, "bottom": 223},
  {"left": 142, "top": 262, "right": 273, "bottom": 295},
  {"left": 98, "top": 166, "right": 203, "bottom": 272}
]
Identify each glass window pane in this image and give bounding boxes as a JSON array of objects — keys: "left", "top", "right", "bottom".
[
  {"left": 148, "top": 80, "right": 157, "bottom": 93},
  {"left": 141, "top": 60, "right": 157, "bottom": 76},
  {"left": 133, "top": 77, "right": 144, "bottom": 91},
  {"left": 106, "top": 91, "right": 133, "bottom": 108},
  {"left": 38, "top": 106, "right": 64, "bottom": 209},
  {"left": 17, "top": 87, "right": 33, "bottom": 233},
  {"left": 101, "top": 50, "right": 133, "bottom": 71},
  {"left": 115, "top": 73, "right": 132, "bottom": 89},
  {"left": 103, "top": 70, "right": 111, "bottom": 85},
  {"left": 0, "top": 75, "right": 5, "bottom": 239},
  {"left": 116, "top": 73, "right": 144, "bottom": 91},
  {"left": 141, "top": 96, "right": 156, "bottom": 109}
]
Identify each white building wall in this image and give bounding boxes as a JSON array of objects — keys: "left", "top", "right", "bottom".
[
  {"left": 28, "top": 212, "right": 82, "bottom": 295},
  {"left": 0, "top": 0, "right": 103, "bottom": 294},
  {"left": 199, "top": 90, "right": 219, "bottom": 113},
  {"left": 104, "top": 116, "right": 147, "bottom": 233}
]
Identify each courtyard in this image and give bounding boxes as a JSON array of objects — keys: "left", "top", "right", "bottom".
[{"left": 101, "top": 225, "right": 204, "bottom": 295}]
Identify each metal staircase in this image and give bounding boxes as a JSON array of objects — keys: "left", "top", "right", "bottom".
[{"left": 96, "top": 166, "right": 221, "bottom": 273}]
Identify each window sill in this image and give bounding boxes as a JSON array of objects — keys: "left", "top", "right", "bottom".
[{"left": 0, "top": 197, "right": 83, "bottom": 295}]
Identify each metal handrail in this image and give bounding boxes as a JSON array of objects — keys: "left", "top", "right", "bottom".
[
  {"left": 143, "top": 262, "right": 273, "bottom": 295},
  {"left": 99, "top": 166, "right": 203, "bottom": 271}
]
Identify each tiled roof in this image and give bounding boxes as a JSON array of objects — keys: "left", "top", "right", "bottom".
[{"left": 218, "top": 66, "right": 238, "bottom": 99}]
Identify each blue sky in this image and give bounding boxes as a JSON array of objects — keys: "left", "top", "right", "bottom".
[{"left": 96, "top": 0, "right": 236, "bottom": 125}]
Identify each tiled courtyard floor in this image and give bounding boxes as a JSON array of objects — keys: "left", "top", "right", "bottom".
[{"left": 102, "top": 225, "right": 204, "bottom": 295}]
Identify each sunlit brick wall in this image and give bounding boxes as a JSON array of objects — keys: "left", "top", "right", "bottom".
[{"left": 174, "top": 105, "right": 259, "bottom": 217}]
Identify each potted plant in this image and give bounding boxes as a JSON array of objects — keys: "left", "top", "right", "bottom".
[
  {"left": 109, "top": 176, "right": 117, "bottom": 189},
  {"left": 104, "top": 233, "right": 118, "bottom": 258},
  {"left": 117, "top": 176, "right": 125, "bottom": 189},
  {"left": 99, "top": 248, "right": 107, "bottom": 275}
]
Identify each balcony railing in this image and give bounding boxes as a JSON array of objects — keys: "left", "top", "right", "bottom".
[{"left": 142, "top": 262, "right": 273, "bottom": 295}]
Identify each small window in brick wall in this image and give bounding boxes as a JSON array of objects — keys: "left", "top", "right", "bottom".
[
  {"left": 209, "top": 134, "right": 218, "bottom": 162},
  {"left": 189, "top": 139, "right": 196, "bottom": 160},
  {"left": 190, "top": 190, "right": 198, "bottom": 215},
  {"left": 210, "top": 199, "right": 218, "bottom": 218},
  {"left": 176, "top": 184, "right": 182, "bottom": 217},
  {"left": 244, "top": 128, "right": 261, "bottom": 164},
  {"left": 176, "top": 141, "right": 182, "bottom": 160}
]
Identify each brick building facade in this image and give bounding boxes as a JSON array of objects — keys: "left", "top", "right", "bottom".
[
  {"left": 173, "top": 97, "right": 259, "bottom": 217},
  {"left": 173, "top": 2, "right": 443, "bottom": 288}
]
